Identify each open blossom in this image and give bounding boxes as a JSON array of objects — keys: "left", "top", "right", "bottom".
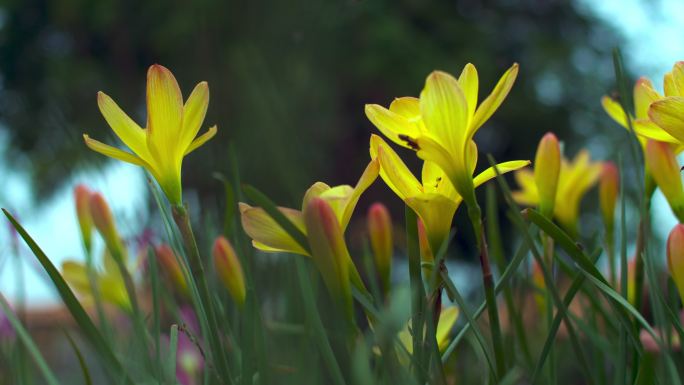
[
  {"left": 84, "top": 64, "right": 217, "bottom": 205},
  {"left": 365, "top": 63, "right": 522, "bottom": 207}
]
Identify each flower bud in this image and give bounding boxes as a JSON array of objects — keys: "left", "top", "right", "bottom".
[
  {"left": 213, "top": 236, "right": 246, "bottom": 307},
  {"left": 531, "top": 259, "right": 546, "bottom": 315},
  {"left": 367, "top": 203, "right": 393, "bottom": 292},
  {"left": 667, "top": 224, "right": 684, "bottom": 303},
  {"left": 74, "top": 184, "right": 94, "bottom": 252},
  {"left": 534, "top": 132, "right": 560, "bottom": 218},
  {"left": 89, "top": 192, "right": 122, "bottom": 254},
  {"left": 645, "top": 140, "right": 684, "bottom": 222},
  {"left": 156, "top": 244, "right": 188, "bottom": 296},
  {"left": 303, "top": 197, "right": 352, "bottom": 319},
  {"left": 599, "top": 162, "right": 620, "bottom": 233}
]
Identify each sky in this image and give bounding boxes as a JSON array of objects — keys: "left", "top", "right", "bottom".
[{"left": 2, "top": 0, "right": 684, "bottom": 305}]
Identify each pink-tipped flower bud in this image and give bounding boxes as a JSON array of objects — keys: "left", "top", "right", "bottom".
[
  {"left": 599, "top": 162, "right": 620, "bottom": 233},
  {"left": 667, "top": 224, "right": 684, "bottom": 303},
  {"left": 89, "top": 192, "right": 122, "bottom": 254},
  {"left": 534, "top": 132, "right": 561, "bottom": 218},
  {"left": 74, "top": 184, "right": 94, "bottom": 252},
  {"left": 367, "top": 203, "right": 393, "bottom": 292},
  {"left": 156, "top": 244, "right": 188, "bottom": 296},
  {"left": 303, "top": 197, "right": 353, "bottom": 320},
  {"left": 645, "top": 140, "right": 684, "bottom": 222},
  {"left": 213, "top": 236, "right": 246, "bottom": 307}
]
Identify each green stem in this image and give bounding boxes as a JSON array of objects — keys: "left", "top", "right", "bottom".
[
  {"left": 466, "top": 199, "right": 506, "bottom": 379},
  {"left": 172, "top": 205, "right": 233, "bottom": 384},
  {"left": 405, "top": 207, "right": 427, "bottom": 383}
]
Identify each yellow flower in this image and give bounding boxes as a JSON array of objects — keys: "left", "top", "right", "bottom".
[
  {"left": 365, "top": 63, "right": 519, "bottom": 206},
  {"left": 644, "top": 139, "right": 684, "bottom": 221},
  {"left": 370, "top": 134, "right": 528, "bottom": 252},
  {"left": 513, "top": 149, "right": 602, "bottom": 234},
  {"left": 239, "top": 160, "right": 379, "bottom": 291},
  {"left": 84, "top": 64, "right": 217, "bottom": 205},
  {"left": 396, "top": 306, "right": 459, "bottom": 360},
  {"left": 601, "top": 76, "right": 677, "bottom": 146},
  {"left": 62, "top": 251, "right": 130, "bottom": 310}
]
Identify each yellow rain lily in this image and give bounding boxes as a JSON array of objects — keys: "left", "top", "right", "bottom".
[
  {"left": 602, "top": 76, "right": 678, "bottom": 145},
  {"left": 84, "top": 64, "right": 217, "bottom": 205},
  {"left": 370, "top": 134, "right": 528, "bottom": 253},
  {"left": 513, "top": 149, "right": 602, "bottom": 235},
  {"left": 62, "top": 250, "right": 130, "bottom": 310},
  {"left": 365, "top": 63, "right": 519, "bottom": 207},
  {"left": 240, "top": 160, "right": 379, "bottom": 291}
]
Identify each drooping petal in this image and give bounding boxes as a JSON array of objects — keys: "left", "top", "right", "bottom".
[
  {"left": 649, "top": 97, "right": 684, "bottom": 143},
  {"left": 97, "top": 92, "right": 151, "bottom": 161},
  {"left": 458, "top": 63, "right": 479, "bottom": 123},
  {"left": 365, "top": 104, "right": 422, "bottom": 150},
  {"left": 180, "top": 81, "right": 210, "bottom": 151},
  {"left": 370, "top": 135, "right": 421, "bottom": 201},
  {"left": 184, "top": 126, "right": 217, "bottom": 155},
  {"left": 337, "top": 159, "right": 379, "bottom": 231},
  {"left": 420, "top": 71, "right": 468, "bottom": 155},
  {"left": 83, "top": 135, "right": 150, "bottom": 168},
  {"left": 469, "top": 63, "right": 519, "bottom": 135},
  {"left": 239, "top": 203, "right": 308, "bottom": 256},
  {"left": 146, "top": 64, "right": 183, "bottom": 158}
]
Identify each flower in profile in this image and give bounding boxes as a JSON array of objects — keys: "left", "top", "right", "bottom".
[
  {"left": 667, "top": 224, "right": 684, "bottom": 303},
  {"left": 367, "top": 202, "right": 393, "bottom": 292},
  {"left": 62, "top": 250, "right": 130, "bottom": 310},
  {"left": 365, "top": 63, "right": 520, "bottom": 206},
  {"left": 370, "top": 134, "right": 527, "bottom": 253},
  {"left": 645, "top": 140, "right": 684, "bottom": 222},
  {"left": 240, "top": 160, "right": 379, "bottom": 292},
  {"left": 213, "top": 236, "right": 246, "bottom": 307},
  {"left": 513, "top": 149, "right": 602, "bottom": 235},
  {"left": 84, "top": 64, "right": 217, "bottom": 205}
]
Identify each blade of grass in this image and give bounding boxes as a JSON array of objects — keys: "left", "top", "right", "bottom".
[{"left": 64, "top": 330, "right": 93, "bottom": 385}]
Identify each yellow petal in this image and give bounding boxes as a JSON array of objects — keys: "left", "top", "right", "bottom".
[
  {"left": 664, "top": 72, "right": 678, "bottom": 97},
  {"left": 436, "top": 307, "right": 460, "bottom": 351},
  {"left": 470, "top": 63, "right": 519, "bottom": 135},
  {"left": 667, "top": 62, "right": 684, "bottom": 97},
  {"left": 389, "top": 97, "right": 421, "bottom": 120},
  {"left": 414, "top": 135, "right": 468, "bottom": 197},
  {"left": 370, "top": 135, "right": 421, "bottom": 201},
  {"left": 420, "top": 70, "right": 468, "bottom": 154},
  {"left": 96, "top": 92, "right": 151, "bottom": 160},
  {"left": 239, "top": 203, "right": 308, "bottom": 256},
  {"left": 302, "top": 182, "right": 332, "bottom": 211},
  {"left": 338, "top": 159, "right": 379, "bottom": 230},
  {"left": 458, "top": 63, "right": 479, "bottom": 123},
  {"left": 511, "top": 168, "right": 539, "bottom": 206},
  {"left": 474, "top": 160, "right": 532, "bottom": 188},
  {"left": 180, "top": 81, "right": 210, "bottom": 151},
  {"left": 534, "top": 133, "right": 561, "bottom": 217},
  {"left": 62, "top": 261, "right": 91, "bottom": 293},
  {"left": 184, "top": 125, "right": 217, "bottom": 155},
  {"left": 649, "top": 97, "right": 684, "bottom": 143},
  {"left": 365, "top": 104, "right": 421, "bottom": 150},
  {"left": 146, "top": 64, "right": 183, "bottom": 158},
  {"left": 83, "top": 134, "right": 150, "bottom": 168},
  {"left": 601, "top": 95, "right": 629, "bottom": 128},
  {"left": 421, "top": 161, "right": 458, "bottom": 201},
  {"left": 633, "top": 77, "right": 661, "bottom": 119},
  {"left": 645, "top": 140, "right": 684, "bottom": 220},
  {"left": 633, "top": 119, "right": 679, "bottom": 143}
]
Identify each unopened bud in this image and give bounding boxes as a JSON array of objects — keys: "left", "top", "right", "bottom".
[
  {"left": 645, "top": 140, "right": 684, "bottom": 221},
  {"left": 156, "top": 244, "right": 188, "bottom": 296},
  {"left": 599, "top": 163, "right": 619, "bottom": 233},
  {"left": 667, "top": 224, "right": 684, "bottom": 303},
  {"left": 534, "top": 132, "right": 560, "bottom": 218},
  {"left": 89, "top": 192, "right": 123, "bottom": 254},
  {"left": 74, "top": 184, "right": 94, "bottom": 252},
  {"left": 367, "top": 203, "right": 393, "bottom": 292},
  {"left": 213, "top": 236, "right": 246, "bottom": 307},
  {"left": 303, "top": 198, "right": 352, "bottom": 319}
]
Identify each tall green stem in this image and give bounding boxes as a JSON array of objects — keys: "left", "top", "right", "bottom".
[
  {"left": 466, "top": 199, "right": 506, "bottom": 379},
  {"left": 172, "top": 205, "right": 232, "bottom": 384}
]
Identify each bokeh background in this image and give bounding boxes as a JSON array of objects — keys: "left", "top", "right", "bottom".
[{"left": 0, "top": 0, "right": 683, "bottom": 304}]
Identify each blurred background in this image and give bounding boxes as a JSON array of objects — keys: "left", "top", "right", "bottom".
[{"left": 0, "top": 0, "right": 683, "bottom": 304}]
